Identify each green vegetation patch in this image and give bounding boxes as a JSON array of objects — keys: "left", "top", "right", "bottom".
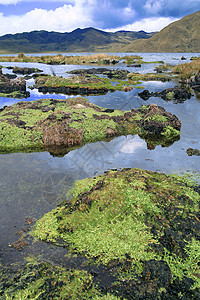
[
  {"left": 127, "top": 72, "right": 173, "bottom": 82},
  {"left": 35, "top": 74, "right": 117, "bottom": 91},
  {"left": 0, "top": 98, "right": 180, "bottom": 155},
  {"left": 0, "top": 262, "right": 108, "bottom": 299},
  {"left": 33, "top": 168, "right": 200, "bottom": 290},
  {"left": 35, "top": 73, "right": 141, "bottom": 93}
]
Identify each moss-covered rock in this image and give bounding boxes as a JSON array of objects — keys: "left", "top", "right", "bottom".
[
  {"left": 32, "top": 168, "right": 200, "bottom": 298},
  {"left": 0, "top": 98, "right": 181, "bottom": 155}
]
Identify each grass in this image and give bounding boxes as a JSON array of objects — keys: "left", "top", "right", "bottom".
[
  {"left": 173, "top": 58, "right": 200, "bottom": 80},
  {"left": 127, "top": 72, "right": 173, "bottom": 82},
  {"left": 0, "top": 53, "right": 121, "bottom": 65}
]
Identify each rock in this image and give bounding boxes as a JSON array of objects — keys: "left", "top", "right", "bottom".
[
  {"left": 4, "top": 74, "right": 17, "bottom": 79},
  {"left": 0, "top": 73, "right": 30, "bottom": 98},
  {"left": 37, "top": 85, "right": 109, "bottom": 96},
  {"left": 140, "top": 103, "right": 181, "bottom": 136},
  {"left": 138, "top": 89, "right": 152, "bottom": 100},
  {"left": 186, "top": 148, "right": 200, "bottom": 156},
  {"left": 181, "top": 56, "right": 186, "bottom": 60},
  {"left": 68, "top": 68, "right": 111, "bottom": 75},
  {"left": 127, "top": 64, "right": 141, "bottom": 67},
  {"left": 12, "top": 66, "right": 43, "bottom": 75},
  {"left": 138, "top": 86, "right": 191, "bottom": 102}
]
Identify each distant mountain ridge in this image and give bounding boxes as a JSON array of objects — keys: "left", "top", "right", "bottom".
[
  {"left": 121, "top": 11, "right": 200, "bottom": 53},
  {"left": 0, "top": 27, "right": 155, "bottom": 54}
]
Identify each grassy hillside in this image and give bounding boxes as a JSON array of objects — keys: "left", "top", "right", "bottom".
[
  {"left": 0, "top": 28, "right": 155, "bottom": 54},
  {"left": 122, "top": 11, "right": 200, "bottom": 53}
]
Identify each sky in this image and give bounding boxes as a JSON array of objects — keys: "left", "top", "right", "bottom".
[{"left": 0, "top": 0, "right": 199, "bottom": 36}]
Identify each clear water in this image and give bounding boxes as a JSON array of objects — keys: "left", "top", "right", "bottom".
[{"left": 0, "top": 53, "right": 200, "bottom": 267}]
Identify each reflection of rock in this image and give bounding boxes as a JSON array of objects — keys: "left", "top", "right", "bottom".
[
  {"left": 138, "top": 86, "right": 191, "bottom": 102},
  {"left": 187, "top": 148, "right": 200, "bottom": 156},
  {"left": 127, "top": 64, "right": 141, "bottom": 67}
]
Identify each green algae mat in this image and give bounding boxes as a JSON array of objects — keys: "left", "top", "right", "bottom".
[{"left": 0, "top": 97, "right": 180, "bottom": 156}]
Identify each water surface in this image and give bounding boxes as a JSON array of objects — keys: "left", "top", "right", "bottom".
[{"left": 0, "top": 53, "right": 200, "bottom": 267}]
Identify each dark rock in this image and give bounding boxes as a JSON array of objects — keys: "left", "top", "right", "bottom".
[
  {"left": 68, "top": 68, "right": 111, "bottom": 75},
  {"left": 32, "top": 73, "right": 49, "bottom": 78},
  {"left": 0, "top": 105, "right": 7, "bottom": 112},
  {"left": 138, "top": 87, "right": 191, "bottom": 103},
  {"left": 103, "top": 108, "right": 114, "bottom": 113},
  {"left": 0, "top": 72, "right": 30, "bottom": 98},
  {"left": 181, "top": 56, "right": 187, "bottom": 60},
  {"left": 4, "top": 74, "right": 17, "bottom": 79},
  {"left": 127, "top": 64, "right": 141, "bottom": 67},
  {"left": 140, "top": 103, "right": 181, "bottom": 135},
  {"left": 138, "top": 89, "right": 152, "bottom": 100},
  {"left": 187, "top": 148, "right": 200, "bottom": 156},
  {"left": 37, "top": 85, "right": 109, "bottom": 96},
  {"left": 12, "top": 66, "right": 43, "bottom": 75}
]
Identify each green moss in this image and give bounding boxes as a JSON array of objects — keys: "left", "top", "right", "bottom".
[
  {"left": 32, "top": 168, "right": 200, "bottom": 288},
  {"left": 161, "top": 126, "right": 180, "bottom": 139},
  {"left": 144, "top": 112, "right": 168, "bottom": 123},
  {"left": 0, "top": 262, "right": 104, "bottom": 299},
  {"left": 0, "top": 98, "right": 180, "bottom": 155},
  {"left": 166, "top": 91, "right": 175, "bottom": 100}
]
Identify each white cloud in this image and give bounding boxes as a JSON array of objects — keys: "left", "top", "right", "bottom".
[
  {"left": 0, "top": 1, "right": 97, "bottom": 36},
  {"left": 108, "top": 16, "right": 179, "bottom": 33}
]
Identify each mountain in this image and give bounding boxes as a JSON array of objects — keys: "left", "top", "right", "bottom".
[
  {"left": 122, "top": 11, "right": 200, "bottom": 53},
  {"left": 0, "top": 28, "right": 155, "bottom": 54}
]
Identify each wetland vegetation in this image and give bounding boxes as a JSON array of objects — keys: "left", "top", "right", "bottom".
[{"left": 0, "top": 52, "right": 199, "bottom": 299}]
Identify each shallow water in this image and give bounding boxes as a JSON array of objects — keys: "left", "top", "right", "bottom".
[{"left": 0, "top": 53, "right": 200, "bottom": 267}]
